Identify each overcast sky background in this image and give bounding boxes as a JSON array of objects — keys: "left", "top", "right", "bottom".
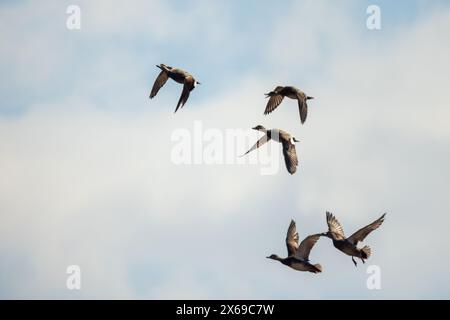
[{"left": 1, "top": 0, "right": 450, "bottom": 299}]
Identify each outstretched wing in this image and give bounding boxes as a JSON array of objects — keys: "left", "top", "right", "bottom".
[
  {"left": 264, "top": 94, "right": 285, "bottom": 114},
  {"left": 326, "top": 211, "right": 346, "bottom": 240},
  {"left": 285, "top": 220, "right": 299, "bottom": 256},
  {"left": 241, "top": 134, "right": 270, "bottom": 156},
  {"left": 296, "top": 234, "right": 321, "bottom": 261},
  {"left": 150, "top": 71, "right": 169, "bottom": 98},
  {"left": 174, "top": 76, "right": 194, "bottom": 112},
  {"left": 298, "top": 98, "right": 308, "bottom": 124},
  {"left": 348, "top": 214, "right": 386, "bottom": 245},
  {"left": 282, "top": 142, "right": 299, "bottom": 174}
]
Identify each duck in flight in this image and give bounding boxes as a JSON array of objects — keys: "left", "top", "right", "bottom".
[
  {"left": 267, "top": 219, "right": 322, "bottom": 273},
  {"left": 264, "top": 86, "right": 314, "bottom": 124},
  {"left": 149, "top": 64, "right": 201, "bottom": 113},
  {"left": 242, "top": 125, "right": 299, "bottom": 175},
  {"left": 321, "top": 212, "right": 386, "bottom": 267}
]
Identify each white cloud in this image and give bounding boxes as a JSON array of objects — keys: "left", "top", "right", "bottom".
[{"left": 1, "top": 1, "right": 450, "bottom": 299}]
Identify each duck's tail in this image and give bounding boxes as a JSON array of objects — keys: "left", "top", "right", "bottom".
[
  {"left": 361, "top": 246, "right": 371, "bottom": 259},
  {"left": 311, "top": 263, "right": 322, "bottom": 273},
  {"left": 156, "top": 64, "right": 169, "bottom": 72}
]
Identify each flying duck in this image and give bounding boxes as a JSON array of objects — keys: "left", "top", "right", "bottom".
[
  {"left": 322, "top": 212, "right": 386, "bottom": 267},
  {"left": 264, "top": 86, "right": 314, "bottom": 124},
  {"left": 267, "top": 220, "right": 322, "bottom": 273},
  {"left": 149, "top": 64, "right": 201, "bottom": 113},
  {"left": 242, "top": 125, "right": 299, "bottom": 174}
]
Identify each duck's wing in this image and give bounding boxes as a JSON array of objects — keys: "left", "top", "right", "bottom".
[
  {"left": 348, "top": 213, "right": 386, "bottom": 245},
  {"left": 285, "top": 220, "right": 299, "bottom": 256},
  {"left": 326, "top": 211, "right": 346, "bottom": 240},
  {"left": 296, "top": 93, "right": 307, "bottom": 124},
  {"left": 264, "top": 94, "right": 285, "bottom": 115},
  {"left": 150, "top": 70, "right": 169, "bottom": 98},
  {"left": 241, "top": 134, "right": 270, "bottom": 156},
  {"left": 174, "top": 76, "right": 194, "bottom": 113},
  {"left": 282, "top": 141, "right": 299, "bottom": 174},
  {"left": 295, "top": 234, "right": 321, "bottom": 261}
]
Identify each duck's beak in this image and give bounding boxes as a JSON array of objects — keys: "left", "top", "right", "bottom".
[{"left": 307, "top": 96, "right": 314, "bottom": 100}]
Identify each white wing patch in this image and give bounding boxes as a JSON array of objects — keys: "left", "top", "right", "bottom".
[{"left": 290, "top": 137, "right": 295, "bottom": 145}]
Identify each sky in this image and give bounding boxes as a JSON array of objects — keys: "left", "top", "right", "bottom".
[{"left": 1, "top": 0, "right": 450, "bottom": 299}]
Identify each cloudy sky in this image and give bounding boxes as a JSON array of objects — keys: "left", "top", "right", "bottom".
[{"left": 1, "top": 0, "right": 450, "bottom": 299}]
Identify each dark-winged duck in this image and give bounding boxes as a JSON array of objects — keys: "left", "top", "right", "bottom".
[
  {"left": 242, "top": 125, "right": 299, "bottom": 174},
  {"left": 149, "top": 64, "right": 201, "bottom": 112},
  {"left": 267, "top": 220, "right": 322, "bottom": 273},
  {"left": 264, "top": 86, "right": 314, "bottom": 124},
  {"left": 322, "top": 212, "right": 386, "bottom": 266}
]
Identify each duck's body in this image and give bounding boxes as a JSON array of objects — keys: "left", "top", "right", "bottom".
[
  {"left": 163, "top": 66, "right": 195, "bottom": 85},
  {"left": 264, "top": 86, "right": 314, "bottom": 124},
  {"left": 149, "top": 64, "right": 200, "bottom": 113},
  {"left": 278, "top": 86, "right": 305, "bottom": 99},
  {"left": 322, "top": 212, "right": 385, "bottom": 266},
  {"left": 332, "top": 239, "right": 368, "bottom": 259},
  {"left": 274, "top": 256, "right": 323, "bottom": 273},
  {"left": 242, "top": 125, "right": 299, "bottom": 174},
  {"left": 267, "top": 220, "right": 322, "bottom": 274}
]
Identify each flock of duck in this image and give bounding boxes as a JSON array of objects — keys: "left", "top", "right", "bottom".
[{"left": 149, "top": 64, "right": 386, "bottom": 274}]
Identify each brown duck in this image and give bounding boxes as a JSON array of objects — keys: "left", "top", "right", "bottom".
[
  {"left": 242, "top": 125, "right": 299, "bottom": 174},
  {"left": 322, "top": 212, "right": 386, "bottom": 266},
  {"left": 264, "top": 86, "right": 314, "bottom": 124},
  {"left": 267, "top": 220, "right": 322, "bottom": 273},
  {"left": 149, "top": 64, "right": 201, "bottom": 113}
]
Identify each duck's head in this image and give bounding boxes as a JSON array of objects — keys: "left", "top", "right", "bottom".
[
  {"left": 194, "top": 80, "right": 201, "bottom": 87},
  {"left": 252, "top": 125, "right": 266, "bottom": 131},
  {"left": 292, "top": 137, "right": 300, "bottom": 143},
  {"left": 266, "top": 254, "right": 281, "bottom": 260}
]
